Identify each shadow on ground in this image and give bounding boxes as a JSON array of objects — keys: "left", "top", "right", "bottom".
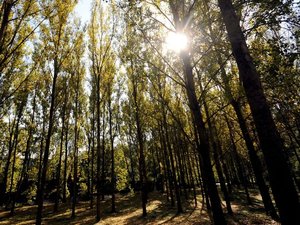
[{"left": 0, "top": 188, "right": 280, "bottom": 225}]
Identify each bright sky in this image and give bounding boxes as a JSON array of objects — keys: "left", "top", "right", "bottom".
[{"left": 75, "top": 0, "right": 92, "bottom": 23}]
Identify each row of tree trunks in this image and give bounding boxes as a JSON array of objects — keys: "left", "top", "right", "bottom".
[
  {"left": 108, "top": 86, "right": 116, "bottom": 213},
  {"left": 54, "top": 78, "right": 68, "bottom": 213},
  {"left": 131, "top": 70, "right": 148, "bottom": 217},
  {"left": 218, "top": 0, "right": 300, "bottom": 224},
  {"left": 71, "top": 69, "right": 80, "bottom": 218},
  {"left": 202, "top": 94, "right": 233, "bottom": 215},
  {"left": 1, "top": 99, "right": 25, "bottom": 207},
  {"left": 180, "top": 49, "right": 226, "bottom": 225},
  {"left": 11, "top": 90, "right": 37, "bottom": 215},
  {"left": 96, "top": 68, "right": 101, "bottom": 222}
]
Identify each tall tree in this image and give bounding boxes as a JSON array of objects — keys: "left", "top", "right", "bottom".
[
  {"left": 88, "top": 0, "right": 115, "bottom": 220},
  {"left": 35, "top": 1, "right": 78, "bottom": 224}
]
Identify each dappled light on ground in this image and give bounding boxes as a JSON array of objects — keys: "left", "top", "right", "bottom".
[{"left": 0, "top": 189, "right": 280, "bottom": 225}]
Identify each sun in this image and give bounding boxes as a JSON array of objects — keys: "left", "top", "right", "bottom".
[{"left": 165, "top": 32, "right": 188, "bottom": 52}]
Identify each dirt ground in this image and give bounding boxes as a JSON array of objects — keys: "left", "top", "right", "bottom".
[{"left": 0, "top": 189, "right": 280, "bottom": 225}]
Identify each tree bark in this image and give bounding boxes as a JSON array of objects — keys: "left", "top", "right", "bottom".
[
  {"left": 62, "top": 116, "right": 69, "bottom": 203},
  {"left": 36, "top": 59, "right": 59, "bottom": 225},
  {"left": 108, "top": 90, "right": 116, "bottom": 213},
  {"left": 132, "top": 73, "right": 147, "bottom": 217},
  {"left": 90, "top": 108, "right": 95, "bottom": 208},
  {"left": 96, "top": 74, "right": 101, "bottom": 221},
  {"left": 71, "top": 72, "right": 80, "bottom": 218}
]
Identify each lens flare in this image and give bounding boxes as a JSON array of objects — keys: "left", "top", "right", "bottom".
[{"left": 165, "top": 32, "right": 188, "bottom": 52}]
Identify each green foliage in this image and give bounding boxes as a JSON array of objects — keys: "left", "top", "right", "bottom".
[{"left": 0, "top": 1, "right": 299, "bottom": 223}]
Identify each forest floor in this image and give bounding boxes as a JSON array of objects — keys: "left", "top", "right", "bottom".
[{"left": 0, "top": 188, "right": 280, "bottom": 225}]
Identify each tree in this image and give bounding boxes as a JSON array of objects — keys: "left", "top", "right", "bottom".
[
  {"left": 88, "top": 0, "right": 116, "bottom": 219},
  {"left": 35, "top": 1, "right": 79, "bottom": 224}
]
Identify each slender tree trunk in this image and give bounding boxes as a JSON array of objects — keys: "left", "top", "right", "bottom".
[
  {"left": 132, "top": 75, "right": 147, "bottom": 217},
  {"left": 108, "top": 92, "right": 116, "bottom": 213},
  {"left": 36, "top": 59, "right": 59, "bottom": 225},
  {"left": 101, "top": 113, "right": 105, "bottom": 201},
  {"left": 96, "top": 75, "right": 101, "bottom": 221},
  {"left": 179, "top": 152, "right": 188, "bottom": 200},
  {"left": 37, "top": 113, "right": 46, "bottom": 203},
  {"left": 87, "top": 133, "right": 91, "bottom": 201},
  {"left": 71, "top": 74, "right": 80, "bottom": 219},
  {"left": 218, "top": 1, "right": 300, "bottom": 223},
  {"left": 71, "top": 118, "right": 78, "bottom": 218},
  {"left": 62, "top": 117, "right": 69, "bottom": 203},
  {"left": 90, "top": 108, "right": 95, "bottom": 208},
  {"left": 127, "top": 131, "right": 136, "bottom": 190}
]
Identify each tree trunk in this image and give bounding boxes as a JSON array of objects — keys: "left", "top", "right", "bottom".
[
  {"left": 90, "top": 108, "right": 95, "bottom": 208},
  {"left": 62, "top": 116, "right": 69, "bottom": 203},
  {"left": 36, "top": 59, "right": 59, "bottom": 225},
  {"left": 71, "top": 73, "right": 80, "bottom": 219},
  {"left": 101, "top": 113, "right": 105, "bottom": 201},
  {"left": 96, "top": 74, "right": 101, "bottom": 222},
  {"left": 87, "top": 131, "right": 91, "bottom": 203},
  {"left": 108, "top": 91, "right": 116, "bottom": 213},
  {"left": 132, "top": 75, "right": 147, "bottom": 217},
  {"left": 0, "top": 0, "right": 13, "bottom": 53},
  {"left": 127, "top": 128, "right": 136, "bottom": 190},
  {"left": 37, "top": 112, "right": 46, "bottom": 204}
]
